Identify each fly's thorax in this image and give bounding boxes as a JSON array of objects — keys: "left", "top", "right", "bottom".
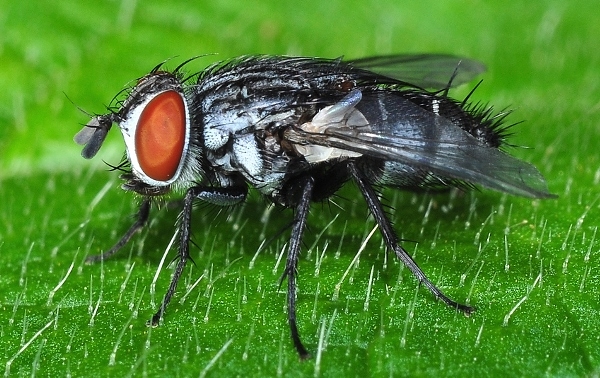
[
  {"left": 116, "top": 72, "right": 202, "bottom": 191},
  {"left": 201, "top": 110, "right": 291, "bottom": 196},
  {"left": 197, "top": 84, "right": 304, "bottom": 193}
]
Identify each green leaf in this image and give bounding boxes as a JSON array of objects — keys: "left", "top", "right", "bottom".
[{"left": 1, "top": 0, "right": 598, "bottom": 376}]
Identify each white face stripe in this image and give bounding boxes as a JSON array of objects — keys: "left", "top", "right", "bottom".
[{"left": 119, "top": 90, "right": 191, "bottom": 187}]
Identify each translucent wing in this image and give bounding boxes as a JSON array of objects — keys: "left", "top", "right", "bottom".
[
  {"left": 285, "top": 90, "right": 554, "bottom": 199},
  {"left": 349, "top": 54, "right": 486, "bottom": 89}
]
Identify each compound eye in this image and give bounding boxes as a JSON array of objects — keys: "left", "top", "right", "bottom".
[{"left": 135, "top": 91, "right": 187, "bottom": 182}]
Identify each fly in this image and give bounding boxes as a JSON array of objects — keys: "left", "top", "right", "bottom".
[{"left": 75, "top": 54, "right": 555, "bottom": 358}]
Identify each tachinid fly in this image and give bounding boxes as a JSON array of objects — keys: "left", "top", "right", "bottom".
[{"left": 75, "top": 54, "right": 554, "bottom": 358}]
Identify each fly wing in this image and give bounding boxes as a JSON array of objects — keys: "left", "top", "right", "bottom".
[
  {"left": 285, "top": 91, "right": 554, "bottom": 199},
  {"left": 348, "top": 54, "right": 486, "bottom": 89}
]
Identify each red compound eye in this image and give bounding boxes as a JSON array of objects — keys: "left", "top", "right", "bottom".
[{"left": 135, "top": 91, "right": 186, "bottom": 181}]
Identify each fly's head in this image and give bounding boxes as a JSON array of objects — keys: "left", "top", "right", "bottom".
[{"left": 75, "top": 71, "right": 203, "bottom": 196}]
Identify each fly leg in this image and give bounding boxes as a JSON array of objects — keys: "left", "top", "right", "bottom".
[
  {"left": 86, "top": 197, "right": 151, "bottom": 263},
  {"left": 149, "top": 185, "right": 247, "bottom": 326},
  {"left": 283, "top": 176, "right": 314, "bottom": 359},
  {"left": 348, "top": 162, "right": 474, "bottom": 314}
]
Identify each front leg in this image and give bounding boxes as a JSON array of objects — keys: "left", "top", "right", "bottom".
[
  {"left": 149, "top": 185, "right": 247, "bottom": 326},
  {"left": 86, "top": 197, "right": 152, "bottom": 263}
]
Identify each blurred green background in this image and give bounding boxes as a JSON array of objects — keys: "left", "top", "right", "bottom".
[{"left": 1, "top": 0, "right": 599, "bottom": 376}]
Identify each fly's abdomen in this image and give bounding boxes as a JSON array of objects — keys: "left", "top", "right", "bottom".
[
  {"left": 353, "top": 89, "right": 506, "bottom": 190},
  {"left": 356, "top": 90, "right": 505, "bottom": 145},
  {"left": 356, "top": 157, "right": 459, "bottom": 190},
  {"left": 401, "top": 90, "right": 506, "bottom": 148}
]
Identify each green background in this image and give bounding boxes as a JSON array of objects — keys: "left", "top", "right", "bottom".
[{"left": 1, "top": 0, "right": 599, "bottom": 376}]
